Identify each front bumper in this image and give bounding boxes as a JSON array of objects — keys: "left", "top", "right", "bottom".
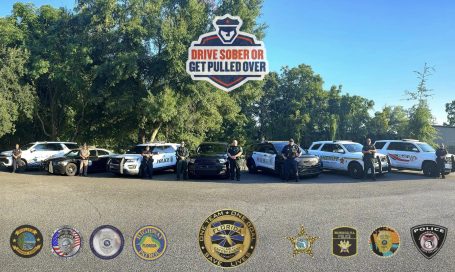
[
  {"left": 188, "top": 163, "right": 228, "bottom": 177},
  {"left": 44, "top": 161, "right": 66, "bottom": 175},
  {"left": 0, "top": 156, "right": 12, "bottom": 167},
  {"left": 297, "top": 163, "right": 323, "bottom": 176},
  {"left": 108, "top": 159, "right": 140, "bottom": 176}
]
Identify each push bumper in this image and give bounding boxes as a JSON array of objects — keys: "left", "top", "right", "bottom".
[{"left": 297, "top": 164, "right": 323, "bottom": 176}]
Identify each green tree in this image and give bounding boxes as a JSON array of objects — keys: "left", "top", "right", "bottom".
[{"left": 445, "top": 100, "right": 455, "bottom": 126}]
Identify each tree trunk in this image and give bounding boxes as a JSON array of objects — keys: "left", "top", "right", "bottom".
[{"left": 150, "top": 123, "right": 162, "bottom": 142}]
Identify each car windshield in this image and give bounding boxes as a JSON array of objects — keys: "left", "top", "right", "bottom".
[
  {"left": 417, "top": 143, "right": 435, "bottom": 152},
  {"left": 65, "top": 150, "right": 80, "bottom": 157},
  {"left": 272, "top": 142, "right": 306, "bottom": 155},
  {"left": 126, "top": 146, "right": 156, "bottom": 154},
  {"left": 21, "top": 143, "right": 35, "bottom": 150},
  {"left": 197, "top": 143, "right": 227, "bottom": 154},
  {"left": 343, "top": 143, "right": 363, "bottom": 153}
]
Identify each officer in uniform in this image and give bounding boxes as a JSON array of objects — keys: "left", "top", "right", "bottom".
[
  {"left": 141, "top": 146, "right": 153, "bottom": 179},
  {"left": 78, "top": 143, "right": 90, "bottom": 176},
  {"left": 362, "top": 138, "right": 376, "bottom": 181},
  {"left": 176, "top": 141, "right": 189, "bottom": 180},
  {"left": 281, "top": 139, "right": 301, "bottom": 182},
  {"left": 435, "top": 143, "right": 448, "bottom": 179},
  {"left": 227, "top": 140, "right": 243, "bottom": 181},
  {"left": 11, "top": 144, "right": 22, "bottom": 173}
]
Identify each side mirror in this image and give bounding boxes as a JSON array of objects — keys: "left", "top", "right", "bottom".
[
  {"left": 335, "top": 149, "right": 345, "bottom": 154},
  {"left": 412, "top": 148, "right": 419, "bottom": 152},
  {"left": 30, "top": 149, "right": 35, "bottom": 153}
]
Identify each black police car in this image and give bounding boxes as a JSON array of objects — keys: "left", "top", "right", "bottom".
[
  {"left": 246, "top": 141, "right": 322, "bottom": 179},
  {"left": 188, "top": 142, "right": 229, "bottom": 178},
  {"left": 44, "top": 148, "right": 113, "bottom": 176}
]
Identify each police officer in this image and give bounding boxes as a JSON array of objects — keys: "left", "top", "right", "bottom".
[
  {"left": 281, "top": 138, "right": 301, "bottom": 182},
  {"left": 176, "top": 141, "right": 189, "bottom": 180},
  {"left": 11, "top": 144, "right": 22, "bottom": 173},
  {"left": 435, "top": 143, "right": 448, "bottom": 179},
  {"left": 362, "top": 138, "right": 376, "bottom": 181},
  {"left": 79, "top": 143, "right": 90, "bottom": 176},
  {"left": 227, "top": 140, "right": 243, "bottom": 181},
  {"left": 141, "top": 146, "right": 153, "bottom": 179}
]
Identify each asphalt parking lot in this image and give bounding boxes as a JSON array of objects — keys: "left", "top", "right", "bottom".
[{"left": 0, "top": 169, "right": 454, "bottom": 272}]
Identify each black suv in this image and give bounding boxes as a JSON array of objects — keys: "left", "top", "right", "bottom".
[
  {"left": 246, "top": 141, "right": 322, "bottom": 179},
  {"left": 188, "top": 142, "right": 229, "bottom": 178}
]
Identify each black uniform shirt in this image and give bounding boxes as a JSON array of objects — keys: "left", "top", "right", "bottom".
[
  {"left": 281, "top": 144, "right": 301, "bottom": 159},
  {"left": 176, "top": 146, "right": 189, "bottom": 160},
  {"left": 228, "top": 146, "right": 243, "bottom": 159},
  {"left": 362, "top": 145, "right": 376, "bottom": 160},
  {"left": 436, "top": 148, "right": 448, "bottom": 161},
  {"left": 12, "top": 148, "right": 22, "bottom": 158},
  {"left": 141, "top": 150, "right": 153, "bottom": 162}
]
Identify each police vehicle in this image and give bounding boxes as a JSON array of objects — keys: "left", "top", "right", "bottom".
[
  {"left": 187, "top": 142, "right": 230, "bottom": 179},
  {"left": 0, "top": 141, "right": 79, "bottom": 169},
  {"left": 107, "top": 142, "right": 179, "bottom": 176},
  {"left": 44, "top": 148, "right": 114, "bottom": 176},
  {"left": 246, "top": 141, "right": 322, "bottom": 178},
  {"left": 374, "top": 139, "right": 454, "bottom": 177},
  {"left": 308, "top": 140, "right": 389, "bottom": 179}
]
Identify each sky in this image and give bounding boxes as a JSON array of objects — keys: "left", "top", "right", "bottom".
[{"left": 1, "top": 0, "right": 454, "bottom": 124}]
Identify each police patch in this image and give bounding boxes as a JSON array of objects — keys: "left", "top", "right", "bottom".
[
  {"left": 199, "top": 209, "right": 257, "bottom": 268},
  {"left": 90, "top": 225, "right": 124, "bottom": 259},
  {"left": 187, "top": 14, "right": 269, "bottom": 92},
  {"left": 369, "top": 226, "right": 400, "bottom": 257},
  {"left": 410, "top": 224, "right": 447, "bottom": 259},
  {"left": 133, "top": 225, "right": 167, "bottom": 261},
  {"left": 332, "top": 226, "right": 357, "bottom": 257},
  {"left": 10, "top": 225, "right": 43, "bottom": 258},
  {"left": 51, "top": 226, "right": 81, "bottom": 258}
]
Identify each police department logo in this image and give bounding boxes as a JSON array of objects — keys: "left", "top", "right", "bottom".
[
  {"left": 411, "top": 224, "right": 447, "bottom": 259},
  {"left": 199, "top": 209, "right": 257, "bottom": 268},
  {"left": 332, "top": 227, "right": 357, "bottom": 257},
  {"left": 369, "top": 226, "right": 400, "bottom": 257},
  {"left": 90, "top": 225, "right": 124, "bottom": 260},
  {"left": 187, "top": 14, "right": 269, "bottom": 91},
  {"left": 286, "top": 225, "right": 319, "bottom": 257},
  {"left": 133, "top": 225, "right": 167, "bottom": 261},
  {"left": 10, "top": 225, "right": 43, "bottom": 258},
  {"left": 51, "top": 226, "right": 81, "bottom": 258}
]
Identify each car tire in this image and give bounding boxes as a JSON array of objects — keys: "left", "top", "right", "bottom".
[
  {"left": 422, "top": 161, "right": 438, "bottom": 177},
  {"left": 19, "top": 159, "right": 27, "bottom": 172},
  {"left": 348, "top": 162, "right": 363, "bottom": 179},
  {"left": 248, "top": 160, "right": 258, "bottom": 174},
  {"left": 65, "top": 163, "right": 78, "bottom": 176},
  {"left": 386, "top": 157, "right": 393, "bottom": 172}
]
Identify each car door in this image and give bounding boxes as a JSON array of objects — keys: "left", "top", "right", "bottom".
[
  {"left": 387, "top": 142, "right": 413, "bottom": 168},
  {"left": 96, "top": 149, "right": 110, "bottom": 171},
  {"left": 261, "top": 144, "right": 277, "bottom": 171},
  {"left": 331, "top": 144, "right": 345, "bottom": 170},
  {"left": 162, "top": 145, "right": 177, "bottom": 168},
  {"left": 31, "top": 144, "right": 60, "bottom": 166},
  {"left": 88, "top": 149, "right": 99, "bottom": 171},
  {"left": 152, "top": 146, "right": 165, "bottom": 169},
  {"left": 252, "top": 144, "right": 266, "bottom": 168},
  {"left": 319, "top": 143, "right": 337, "bottom": 169}
]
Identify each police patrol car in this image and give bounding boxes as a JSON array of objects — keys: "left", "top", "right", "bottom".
[
  {"left": 107, "top": 142, "right": 179, "bottom": 176},
  {"left": 374, "top": 139, "right": 454, "bottom": 177},
  {"left": 308, "top": 140, "right": 389, "bottom": 179},
  {"left": 246, "top": 141, "right": 322, "bottom": 178},
  {"left": 0, "top": 141, "right": 79, "bottom": 169}
]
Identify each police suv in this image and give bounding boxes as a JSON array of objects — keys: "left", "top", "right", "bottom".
[
  {"left": 0, "top": 141, "right": 79, "bottom": 169},
  {"left": 308, "top": 140, "right": 389, "bottom": 179},
  {"left": 374, "top": 139, "right": 454, "bottom": 177},
  {"left": 246, "top": 141, "right": 322, "bottom": 178},
  {"left": 107, "top": 142, "right": 179, "bottom": 176}
]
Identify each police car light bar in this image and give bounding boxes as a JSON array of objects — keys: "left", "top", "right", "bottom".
[{"left": 402, "top": 139, "right": 419, "bottom": 142}]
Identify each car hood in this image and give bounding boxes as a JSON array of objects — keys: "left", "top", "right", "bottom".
[
  {"left": 45, "top": 156, "right": 75, "bottom": 163},
  {"left": 0, "top": 150, "right": 13, "bottom": 156},
  {"left": 347, "top": 152, "right": 387, "bottom": 158},
  {"left": 112, "top": 154, "right": 142, "bottom": 160}
]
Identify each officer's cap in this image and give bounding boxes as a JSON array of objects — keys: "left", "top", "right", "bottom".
[
  {"left": 216, "top": 17, "right": 240, "bottom": 27},
  {"left": 289, "top": 138, "right": 294, "bottom": 142}
]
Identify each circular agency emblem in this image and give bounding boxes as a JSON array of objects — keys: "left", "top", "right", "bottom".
[
  {"left": 199, "top": 209, "right": 257, "bottom": 268},
  {"left": 90, "top": 225, "right": 124, "bottom": 259},
  {"left": 51, "top": 226, "right": 82, "bottom": 258},
  {"left": 369, "top": 226, "right": 400, "bottom": 257},
  {"left": 10, "top": 225, "right": 43, "bottom": 258},
  {"left": 132, "top": 225, "right": 167, "bottom": 261},
  {"left": 410, "top": 224, "right": 447, "bottom": 259}
]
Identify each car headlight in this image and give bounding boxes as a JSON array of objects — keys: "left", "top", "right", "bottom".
[
  {"left": 189, "top": 158, "right": 196, "bottom": 164},
  {"left": 58, "top": 161, "right": 68, "bottom": 166},
  {"left": 218, "top": 158, "right": 227, "bottom": 164}
]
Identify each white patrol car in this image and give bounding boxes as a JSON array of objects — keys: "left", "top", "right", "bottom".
[
  {"left": 374, "top": 139, "right": 454, "bottom": 177},
  {"left": 0, "top": 141, "right": 79, "bottom": 169},
  {"left": 107, "top": 142, "right": 179, "bottom": 176},
  {"left": 308, "top": 140, "right": 389, "bottom": 179}
]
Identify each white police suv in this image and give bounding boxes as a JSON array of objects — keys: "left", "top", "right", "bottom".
[
  {"left": 0, "top": 141, "right": 79, "bottom": 169},
  {"left": 374, "top": 139, "right": 454, "bottom": 177},
  {"left": 107, "top": 142, "right": 179, "bottom": 176},
  {"left": 308, "top": 140, "right": 389, "bottom": 179}
]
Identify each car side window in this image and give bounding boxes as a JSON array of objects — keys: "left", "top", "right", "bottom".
[
  {"left": 98, "top": 150, "right": 109, "bottom": 156},
  {"left": 162, "top": 145, "right": 176, "bottom": 153},
  {"left": 89, "top": 150, "right": 97, "bottom": 156},
  {"left": 153, "top": 146, "right": 164, "bottom": 154},
  {"left": 321, "top": 144, "right": 336, "bottom": 152},
  {"left": 387, "top": 142, "right": 404, "bottom": 151},
  {"left": 263, "top": 144, "right": 276, "bottom": 154},
  {"left": 310, "top": 143, "right": 321, "bottom": 150},
  {"left": 34, "top": 144, "right": 49, "bottom": 151},
  {"left": 403, "top": 143, "right": 419, "bottom": 152},
  {"left": 47, "top": 143, "right": 64, "bottom": 151},
  {"left": 253, "top": 144, "right": 261, "bottom": 152},
  {"left": 374, "top": 142, "right": 386, "bottom": 149}
]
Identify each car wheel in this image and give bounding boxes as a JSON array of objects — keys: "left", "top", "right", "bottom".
[
  {"left": 386, "top": 157, "right": 392, "bottom": 172},
  {"left": 19, "top": 159, "right": 27, "bottom": 172},
  {"left": 422, "top": 161, "right": 438, "bottom": 177},
  {"left": 248, "top": 160, "right": 258, "bottom": 174},
  {"left": 65, "top": 163, "right": 78, "bottom": 176},
  {"left": 348, "top": 162, "right": 363, "bottom": 179}
]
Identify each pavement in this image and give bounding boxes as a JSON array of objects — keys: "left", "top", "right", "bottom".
[{"left": 0, "top": 168, "right": 454, "bottom": 272}]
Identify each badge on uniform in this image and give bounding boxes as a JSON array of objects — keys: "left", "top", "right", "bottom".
[
  {"left": 410, "top": 224, "right": 447, "bottom": 259},
  {"left": 90, "top": 225, "right": 124, "bottom": 259}
]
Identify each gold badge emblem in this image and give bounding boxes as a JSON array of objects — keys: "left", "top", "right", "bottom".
[
  {"left": 332, "top": 226, "right": 357, "bottom": 257},
  {"left": 369, "top": 226, "right": 400, "bottom": 257},
  {"left": 199, "top": 209, "right": 257, "bottom": 268},
  {"left": 286, "top": 225, "right": 319, "bottom": 257}
]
